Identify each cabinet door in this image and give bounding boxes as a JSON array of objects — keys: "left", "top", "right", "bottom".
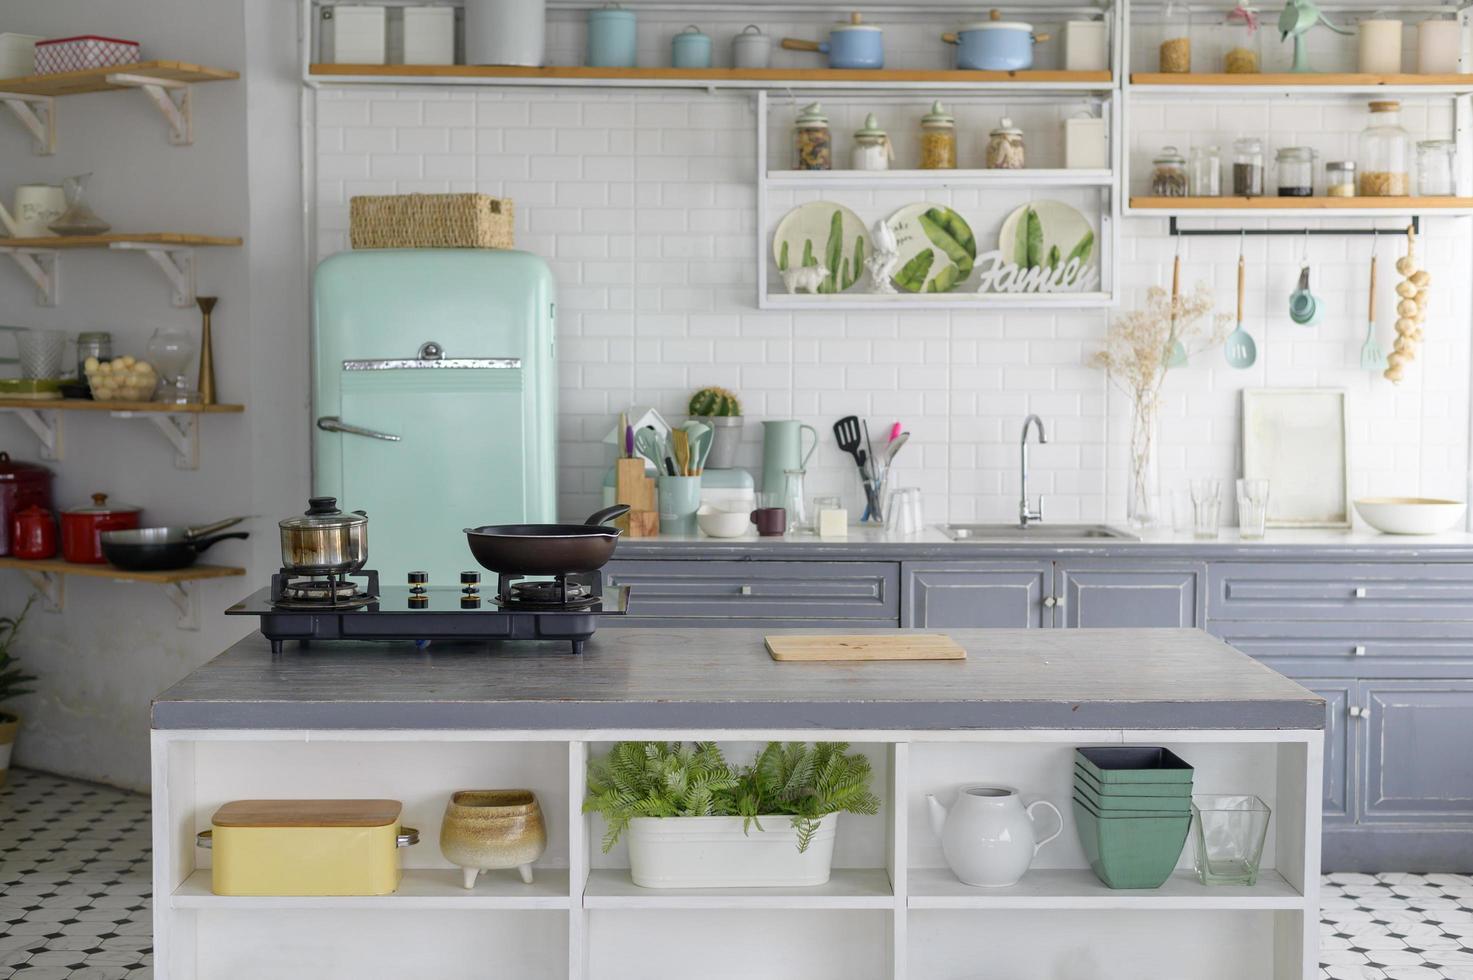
[
  {"left": 603, "top": 560, "right": 899, "bottom": 626},
  {"left": 1298, "top": 679, "right": 1355, "bottom": 825},
  {"left": 902, "top": 562, "right": 1052, "bottom": 628},
  {"left": 1056, "top": 561, "right": 1205, "bottom": 629},
  {"left": 1360, "top": 680, "right": 1473, "bottom": 823}
]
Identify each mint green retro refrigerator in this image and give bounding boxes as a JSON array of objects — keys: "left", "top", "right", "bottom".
[{"left": 313, "top": 249, "right": 556, "bottom": 584}]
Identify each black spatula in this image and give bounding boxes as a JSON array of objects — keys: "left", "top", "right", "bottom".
[{"left": 833, "top": 416, "right": 879, "bottom": 519}]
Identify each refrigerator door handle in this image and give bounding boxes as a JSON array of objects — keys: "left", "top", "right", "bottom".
[{"left": 316, "top": 416, "right": 402, "bottom": 442}]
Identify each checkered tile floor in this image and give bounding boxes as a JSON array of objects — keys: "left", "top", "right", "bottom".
[{"left": 2, "top": 767, "right": 1470, "bottom": 978}]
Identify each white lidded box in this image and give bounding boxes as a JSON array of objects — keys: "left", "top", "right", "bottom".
[
  {"left": 1065, "top": 115, "right": 1108, "bottom": 169},
  {"left": 1064, "top": 20, "right": 1109, "bottom": 71},
  {"left": 402, "top": 6, "right": 455, "bottom": 65},
  {"left": 322, "top": 4, "right": 387, "bottom": 65},
  {"left": 33, "top": 35, "right": 140, "bottom": 75},
  {"left": 624, "top": 813, "right": 839, "bottom": 888},
  {"left": 0, "top": 34, "right": 43, "bottom": 79}
]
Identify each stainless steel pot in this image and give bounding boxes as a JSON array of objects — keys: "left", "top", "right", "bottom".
[{"left": 278, "top": 496, "right": 367, "bottom": 574}]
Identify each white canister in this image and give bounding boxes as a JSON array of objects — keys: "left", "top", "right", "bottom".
[
  {"left": 1064, "top": 20, "right": 1109, "bottom": 72},
  {"left": 851, "top": 113, "right": 892, "bottom": 171},
  {"left": 9, "top": 184, "right": 65, "bottom": 237},
  {"left": 1417, "top": 18, "right": 1463, "bottom": 73},
  {"left": 402, "top": 7, "right": 455, "bottom": 65},
  {"left": 322, "top": 5, "right": 387, "bottom": 64},
  {"left": 731, "top": 24, "right": 772, "bottom": 69},
  {"left": 465, "top": 0, "right": 546, "bottom": 67},
  {"left": 1358, "top": 19, "right": 1404, "bottom": 74},
  {"left": 1065, "top": 115, "right": 1108, "bottom": 169}
]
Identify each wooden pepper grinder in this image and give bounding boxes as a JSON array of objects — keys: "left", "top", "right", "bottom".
[{"left": 196, "top": 295, "right": 217, "bottom": 405}]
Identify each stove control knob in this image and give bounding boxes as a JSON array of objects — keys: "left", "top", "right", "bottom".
[
  {"left": 461, "top": 571, "right": 481, "bottom": 585},
  {"left": 408, "top": 571, "right": 428, "bottom": 585},
  {"left": 461, "top": 594, "right": 481, "bottom": 609}
]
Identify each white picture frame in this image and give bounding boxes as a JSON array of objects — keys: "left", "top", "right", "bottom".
[{"left": 1241, "top": 388, "right": 1350, "bottom": 529}]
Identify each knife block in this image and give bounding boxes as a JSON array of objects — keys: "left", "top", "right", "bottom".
[{"left": 614, "top": 458, "right": 658, "bottom": 537}]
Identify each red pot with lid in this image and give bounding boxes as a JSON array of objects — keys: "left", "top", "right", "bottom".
[
  {"left": 0, "top": 451, "right": 54, "bottom": 557},
  {"left": 11, "top": 505, "right": 57, "bottom": 560},
  {"left": 61, "top": 493, "right": 142, "bottom": 564}
]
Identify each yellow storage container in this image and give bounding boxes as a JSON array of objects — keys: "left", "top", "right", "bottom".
[{"left": 197, "top": 799, "right": 419, "bottom": 896}]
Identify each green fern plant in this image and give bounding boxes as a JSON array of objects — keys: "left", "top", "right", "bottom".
[
  {"left": 0, "top": 596, "right": 37, "bottom": 718},
  {"left": 584, "top": 740, "right": 878, "bottom": 853}
]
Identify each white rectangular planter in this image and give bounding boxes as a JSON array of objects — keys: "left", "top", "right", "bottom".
[{"left": 624, "top": 813, "right": 839, "bottom": 889}]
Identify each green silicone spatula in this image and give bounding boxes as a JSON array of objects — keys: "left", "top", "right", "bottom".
[{"left": 1224, "top": 246, "right": 1257, "bottom": 369}]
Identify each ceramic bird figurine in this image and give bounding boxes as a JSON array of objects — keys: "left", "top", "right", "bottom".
[{"left": 1278, "top": 0, "right": 1352, "bottom": 72}]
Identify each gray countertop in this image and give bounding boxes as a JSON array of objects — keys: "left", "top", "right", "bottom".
[
  {"left": 612, "top": 525, "right": 1473, "bottom": 561},
  {"left": 152, "top": 628, "right": 1322, "bottom": 732}
]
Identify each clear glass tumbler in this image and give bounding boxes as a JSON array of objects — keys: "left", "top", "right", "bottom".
[
  {"left": 15, "top": 329, "right": 66, "bottom": 380},
  {"left": 1237, "top": 478, "right": 1270, "bottom": 539},
  {"left": 884, "top": 487, "right": 924, "bottom": 536},
  {"left": 1191, "top": 794, "right": 1271, "bottom": 885},
  {"left": 781, "top": 469, "right": 809, "bottom": 532},
  {"left": 1190, "top": 478, "right": 1221, "bottom": 540}
]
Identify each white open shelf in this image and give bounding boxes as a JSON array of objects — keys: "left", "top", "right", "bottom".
[
  {"left": 908, "top": 867, "right": 1306, "bottom": 910},
  {"left": 172, "top": 867, "right": 572, "bottom": 910},
  {"left": 764, "top": 169, "right": 1116, "bottom": 190},
  {"left": 583, "top": 867, "right": 894, "bottom": 909}
]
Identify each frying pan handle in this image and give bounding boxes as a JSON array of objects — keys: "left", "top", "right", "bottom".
[
  {"left": 190, "top": 532, "right": 250, "bottom": 554},
  {"left": 585, "top": 505, "right": 631, "bottom": 526}
]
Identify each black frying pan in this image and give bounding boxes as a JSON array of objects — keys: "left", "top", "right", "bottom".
[
  {"left": 101, "top": 527, "right": 250, "bottom": 571},
  {"left": 464, "top": 505, "right": 630, "bottom": 575}
]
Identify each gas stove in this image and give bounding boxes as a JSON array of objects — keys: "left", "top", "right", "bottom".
[{"left": 227, "top": 569, "right": 628, "bottom": 655}]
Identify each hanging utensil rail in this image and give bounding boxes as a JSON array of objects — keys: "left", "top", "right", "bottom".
[{"left": 1167, "top": 216, "right": 1420, "bottom": 237}]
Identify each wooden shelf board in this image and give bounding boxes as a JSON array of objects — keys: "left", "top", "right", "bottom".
[
  {"left": 311, "top": 64, "right": 1113, "bottom": 88},
  {"left": 0, "top": 398, "right": 243, "bottom": 413},
  {"left": 172, "top": 868, "right": 571, "bottom": 910},
  {"left": 1131, "top": 72, "right": 1473, "bottom": 89},
  {"left": 0, "top": 232, "right": 242, "bottom": 249},
  {"left": 0, "top": 557, "right": 244, "bottom": 585},
  {"left": 907, "top": 868, "right": 1306, "bottom": 910},
  {"left": 0, "top": 61, "right": 238, "bottom": 97},
  {"left": 1130, "top": 196, "right": 1473, "bottom": 211},
  {"left": 582, "top": 867, "right": 894, "bottom": 909}
]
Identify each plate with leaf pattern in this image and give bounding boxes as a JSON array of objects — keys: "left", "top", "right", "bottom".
[{"left": 772, "top": 202, "right": 869, "bottom": 294}]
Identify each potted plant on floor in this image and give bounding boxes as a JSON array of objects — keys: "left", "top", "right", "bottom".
[
  {"left": 687, "top": 385, "right": 742, "bottom": 470},
  {"left": 0, "top": 597, "right": 36, "bottom": 788},
  {"left": 584, "top": 741, "right": 879, "bottom": 888}
]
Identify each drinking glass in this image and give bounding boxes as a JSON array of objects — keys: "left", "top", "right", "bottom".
[
  {"left": 1236, "top": 478, "right": 1270, "bottom": 539},
  {"left": 147, "top": 327, "right": 197, "bottom": 404},
  {"left": 884, "top": 487, "right": 924, "bottom": 536},
  {"left": 1191, "top": 795, "right": 1271, "bottom": 885},
  {"left": 16, "top": 329, "right": 65, "bottom": 380},
  {"left": 781, "top": 469, "right": 809, "bottom": 532},
  {"left": 1190, "top": 478, "right": 1221, "bottom": 540}
]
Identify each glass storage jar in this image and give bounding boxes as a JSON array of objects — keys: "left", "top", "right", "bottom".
[
  {"left": 1232, "top": 137, "right": 1265, "bottom": 196},
  {"left": 1159, "top": 0, "right": 1192, "bottom": 72},
  {"left": 1358, "top": 100, "right": 1410, "bottom": 196},
  {"left": 919, "top": 100, "right": 956, "bottom": 169},
  {"left": 794, "top": 102, "right": 831, "bottom": 171},
  {"left": 1275, "top": 146, "right": 1315, "bottom": 196},
  {"left": 1417, "top": 139, "right": 1456, "bottom": 195},
  {"left": 1221, "top": 5, "right": 1260, "bottom": 73},
  {"left": 1324, "top": 160, "right": 1356, "bottom": 197},
  {"left": 1151, "top": 145, "right": 1189, "bottom": 196},
  {"left": 985, "top": 116, "right": 1025, "bottom": 169},
  {"left": 1189, "top": 145, "right": 1221, "bottom": 196},
  {"left": 74, "top": 331, "right": 111, "bottom": 381},
  {"left": 850, "top": 113, "right": 891, "bottom": 171}
]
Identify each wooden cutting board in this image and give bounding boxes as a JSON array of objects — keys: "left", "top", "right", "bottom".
[{"left": 765, "top": 634, "right": 967, "bottom": 662}]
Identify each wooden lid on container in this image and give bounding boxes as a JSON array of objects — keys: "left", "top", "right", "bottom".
[{"left": 212, "top": 799, "right": 402, "bottom": 828}]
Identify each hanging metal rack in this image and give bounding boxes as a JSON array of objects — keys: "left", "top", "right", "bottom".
[{"left": 1168, "top": 215, "right": 1421, "bottom": 237}]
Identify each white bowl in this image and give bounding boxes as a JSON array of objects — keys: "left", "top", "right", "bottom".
[
  {"left": 1353, "top": 497, "right": 1467, "bottom": 535},
  {"left": 697, "top": 506, "right": 751, "bottom": 538}
]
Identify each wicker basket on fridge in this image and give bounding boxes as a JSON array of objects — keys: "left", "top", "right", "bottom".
[{"left": 349, "top": 193, "right": 515, "bottom": 250}]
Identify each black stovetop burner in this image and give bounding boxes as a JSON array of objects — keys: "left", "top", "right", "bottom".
[
  {"left": 269, "top": 568, "right": 380, "bottom": 610},
  {"left": 495, "top": 571, "right": 599, "bottom": 610}
]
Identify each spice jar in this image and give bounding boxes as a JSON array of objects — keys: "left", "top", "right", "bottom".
[
  {"left": 1275, "top": 146, "right": 1315, "bottom": 196},
  {"left": 851, "top": 113, "right": 892, "bottom": 171},
  {"left": 1358, "top": 100, "right": 1410, "bottom": 196},
  {"left": 1221, "top": 5, "right": 1260, "bottom": 73},
  {"left": 1417, "top": 139, "right": 1456, "bottom": 196},
  {"left": 1159, "top": 0, "right": 1191, "bottom": 72},
  {"left": 75, "top": 331, "right": 111, "bottom": 382},
  {"left": 1232, "top": 137, "right": 1265, "bottom": 196},
  {"left": 1189, "top": 145, "right": 1221, "bottom": 196},
  {"left": 919, "top": 100, "right": 957, "bottom": 170},
  {"left": 985, "top": 117, "right": 1025, "bottom": 169},
  {"left": 794, "top": 102, "right": 831, "bottom": 171},
  {"left": 1151, "top": 145, "right": 1189, "bottom": 196},
  {"left": 1325, "top": 160, "right": 1356, "bottom": 197}
]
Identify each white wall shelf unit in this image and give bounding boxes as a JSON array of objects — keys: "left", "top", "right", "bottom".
[{"left": 0, "top": 399, "right": 245, "bottom": 470}]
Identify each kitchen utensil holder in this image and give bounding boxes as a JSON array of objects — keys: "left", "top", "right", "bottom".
[{"left": 1168, "top": 216, "right": 1419, "bottom": 238}]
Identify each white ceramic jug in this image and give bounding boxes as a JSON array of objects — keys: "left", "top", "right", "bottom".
[
  {"left": 926, "top": 785, "right": 1062, "bottom": 887},
  {"left": 0, "top": 184, "right": 64, "bottom": 237}
]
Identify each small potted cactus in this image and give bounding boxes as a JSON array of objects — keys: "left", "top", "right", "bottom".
[
  {"left": 688, "top": 385, "right": 742, "bottom": 470},
  {"left": 0, "top": 597, "right": 36, "bottom": 789}
]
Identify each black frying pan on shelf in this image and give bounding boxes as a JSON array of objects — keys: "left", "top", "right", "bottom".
[
  {"left": 100, "top": 517, "right": 250, "bottom": 571},
  {"left": 463, "top": 505, "right": 629, "bottom": 575}
]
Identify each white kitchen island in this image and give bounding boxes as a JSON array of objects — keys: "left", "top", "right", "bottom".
[{"left": 151, "top": 627, "right": 1324, "bottom": 980}]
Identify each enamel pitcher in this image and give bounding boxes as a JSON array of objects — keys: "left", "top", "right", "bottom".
[
  {"left": 760, "top": 420, "right": 817, "bottom": 499},
  {"left": 927, "top": 786, "right": 1062, "bottom": 887}
]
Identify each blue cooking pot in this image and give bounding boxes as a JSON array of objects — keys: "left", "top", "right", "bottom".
[
  {"left": 945, "top": 17, "right": 1050, "bottom": 71},
  {"left": 671, "top": 25, "right": 712, "bottom": 68},
  {"left": 781, "top": 14, "right": 884, "bottom": 70}
]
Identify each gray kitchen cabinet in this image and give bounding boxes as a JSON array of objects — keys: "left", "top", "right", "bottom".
[
  {"left": 1055, "top": 561, "right": 1204, "bottom": 629},
  {"left": 902, "top": 562, "right": 1053, "bottom": 628},
  {"left": 1360, "top": 679, "right": 1473, "bottom": 824},
  {"left": 1209, "top": 561, "right": 1473, "bottom": 622},
  {"left": 1300, "top": 680, "right": 1356, "bottom": 825}
]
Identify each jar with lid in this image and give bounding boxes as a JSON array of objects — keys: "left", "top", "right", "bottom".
[
  {"left": 919, "top": 100, "right": 956, "bottom": 170},
  {"left": 1275, "top": 146, "right": 1315, "bottom": 197},
  {"left": 1189, "top": 145, "right": 1221, "bottom": 196},
  {"left": 1358, "top": 100, "right": 1410, "bottom": 196},
  {"left": 1232, "top": 137, "right": 1265, "bottom": 196},
  {"left": 75, "top": 331, "right": 111, "bottom": 380},
  {"left": 1417, "top": 139, "right": 1455, "bottom": 196},
  {"left": 1159, "top": 0, "right": 1192, "bottom": 72},
  {"left": 1151, "top": 145, "right": 1189, "bottom": 196},
  {"left": 985, "top": 117, "right": 1025, "bottom": 169},
  {"left": 794, "top": 102, "right": 831, "bottom": 171},
  {"left": 1221, "top": 4, "right": 1260, "bottom": 73},
  {"left": 851, "top": 113, "right": 892, "bottom": 171},
  {"left": 1324, "top": 160, "right": 1356, "bottom": 197}
]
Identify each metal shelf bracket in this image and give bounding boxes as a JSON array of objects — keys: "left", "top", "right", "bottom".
[
  {"left": 0, "top": 246, "right": 59, "bottom": 305},
  {"left": 0, "top": 92, "right": 55, "bottom": 154},
  {"left": 162, "top": 581, "right": 201, "bottom": 630},
  {"left": 110, "top": 411, "right": 199, "bottom": 469},
  {"left": 106, "top": 73, "right": 192, "bottom": 144},
  {"left": 19, "top": 568, "right": 63, "bottom": 612},
  {"left": 110, "top": 241, "right": 196, "bottom": 306},
  {"left": 0, "top": 406, "right": 63, "bottom": 459}
]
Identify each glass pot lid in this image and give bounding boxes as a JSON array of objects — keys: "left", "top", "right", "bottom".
[
  {"left": 279, "top": 496, "right": 368, "bottom": 531},
  {"left": 64, "top": 492, "right": 139, "bottom": 516}
]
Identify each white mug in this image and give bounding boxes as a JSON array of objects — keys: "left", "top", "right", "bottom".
[{"left": 2, "top": 184, "right": 65, "bottom": 237}]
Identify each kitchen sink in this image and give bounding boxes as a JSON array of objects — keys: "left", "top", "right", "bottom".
[{"left": 939, "top": 523, "right": 1139, "bottom": 541}]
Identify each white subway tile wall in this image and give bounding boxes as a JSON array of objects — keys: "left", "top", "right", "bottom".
[{"left": 313, "top": 17, "right": 1471, "bottom": 525}]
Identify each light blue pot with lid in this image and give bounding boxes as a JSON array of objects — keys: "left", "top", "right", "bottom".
[
  {"left": 671, "top": 25, "right": 712, "bottom": 69},
  {"left": 588, "top": 3, "right": 637, "bottom": 68}
]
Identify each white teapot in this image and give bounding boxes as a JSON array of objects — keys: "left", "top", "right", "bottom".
[
  {"left": 926, "top": 785, "right": 1062, "bottom": 887},
  {"left": 0, "top": 184, "right": 64, "bottom": 238}
]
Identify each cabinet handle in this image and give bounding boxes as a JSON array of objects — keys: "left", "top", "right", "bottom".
[
  {"left": 739, "top": 585, "right": 753, "bottom": 596},
  {"left": 1354, "top": 587, "right": 1368, "bottom": 599},
  {"left": 1353, "top": 645, "right": 1366, "bottom": 657},
  {"left": 1348, "top": 705, "right": 1365, "bottom": 719},
  {"left": 1042, "top": 596, "right": 1057, "bottom": 608}
]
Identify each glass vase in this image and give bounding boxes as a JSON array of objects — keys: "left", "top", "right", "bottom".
[{"left": 1127, "top": 392, "right": 1161, "bottom": 528}]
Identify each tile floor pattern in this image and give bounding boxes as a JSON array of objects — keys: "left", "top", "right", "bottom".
[{"left": 2, "top": 767, "right": 1472, "bottom": 978}]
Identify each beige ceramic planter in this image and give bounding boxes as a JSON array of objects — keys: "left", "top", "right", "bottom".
[
  {"left": 439, "top": 789, "right": 547, "bottom": 889},
  {"left": 0, "top": 711, "right": 19, "bottom": 788}
]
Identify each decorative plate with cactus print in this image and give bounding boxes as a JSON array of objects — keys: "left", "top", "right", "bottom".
[
  {"left": 883, "top": 203, "right": 977, "bottom": 293},
  {"left": 772, "top": 202, "right": 869, "bottom": 294}
]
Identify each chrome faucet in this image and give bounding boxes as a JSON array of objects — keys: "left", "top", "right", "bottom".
[{"left": 1019, "top": 414, "right": 1047, "bottom": 527}]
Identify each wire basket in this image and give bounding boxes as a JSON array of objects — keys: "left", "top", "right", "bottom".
[{"left": 349, "top": 193, "right": 515, "bottom": 250}]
